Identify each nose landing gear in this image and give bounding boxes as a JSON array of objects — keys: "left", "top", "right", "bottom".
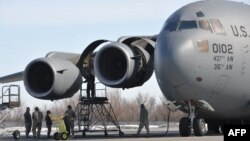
[{"left": 179, "top": 101, "right": 207, "bottom": 137}]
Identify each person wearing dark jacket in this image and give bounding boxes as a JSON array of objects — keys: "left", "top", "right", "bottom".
[
  {"left": 84, "top": 74, "right": 95, "bottom": 98},
  {"left": 137, "top": 104, "right": 150, "bottom": 137},
  {"left": 32, "top": 107, "right": 43, "bottom": 139},
  {"left": 45, "top": 110, "right": 52, "bottom": 138},
  {"left": 24, "top": 107, "right": 32, "bottom": 138},
  {"left": 64, "top": 105, "right": 76, "bottom": 136}
]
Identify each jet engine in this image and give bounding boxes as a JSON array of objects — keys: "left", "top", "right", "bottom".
[
  {"left": 24, "top": 58, "right": 82, "bottom": 100},
  {"left": 94, "top": 42, "right": 154, "bottom": 88}
]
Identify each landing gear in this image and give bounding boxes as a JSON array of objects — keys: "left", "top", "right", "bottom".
[
  {"left": 179, "top": 117, "right": 191, "bottom": 136},
  {"left": 193, "top": 118, "right": 206, "bottom": 136},
  {"left": 179, "top": 117, "right": 206, "bottom": 136},
  {"left": 179, "top": 101, "right": 207, "bottom": 137},
  {"left": 207, "top": 120, "right": 221, "bottom": 134}
]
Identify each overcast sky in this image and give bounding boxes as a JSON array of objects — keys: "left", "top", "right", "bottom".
[{"left": 0, "top": 0, "right": 249, "bottom": 109}]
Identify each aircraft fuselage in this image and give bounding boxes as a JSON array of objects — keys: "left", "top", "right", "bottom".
[{"left": 155, "top": 0, "right": 250, "bottom": 119}]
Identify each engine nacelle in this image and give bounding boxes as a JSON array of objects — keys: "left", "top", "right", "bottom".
[
  {"left": 94, "top": 42, "right": 154, "bottom": 88},
  {"left": 24, "top": 58, "right": 82, "bottom": 100}
]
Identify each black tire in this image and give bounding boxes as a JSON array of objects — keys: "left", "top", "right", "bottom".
[
  {"left": 207, "top": 120, "right": 220, "bottom": 134},
  {"left": 179, "top": 117, "right": 191, "bottom": 137},
  {"left": 12, "top": 130, "right": 20, "bottom": 140},
  {"left": 193, "top": 118, "right": 207, "bottom": 136},
  {"left": 61, "top": 132, "right": 68, "bottom": 140},
  {"left": 53, "top": 132, "right": 61, "bottom": 140}
]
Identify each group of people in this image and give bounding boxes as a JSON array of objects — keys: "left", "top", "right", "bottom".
[
  {"left": 24, "top": 107, "right": 43, "bottom": 139},
  {"left": 24, "top": 103, "right": 150, "bottom": 138},
  {"left": 24, "top": 105, "right": 76, "bottom": 139}
]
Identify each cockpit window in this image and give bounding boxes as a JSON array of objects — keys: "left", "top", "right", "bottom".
[
  {"left": 164, "top": 20, "right": 197, "bottom": 32},
  {"left": 164, "top": 21, "right": 178, "bottom": 32},
  {"left": 163, "top": 17, "right": 226, "bottom": 35},
  {"left": 198, "top": 20, "right": 213, "bottom": 33},
  {"left": 177, "top": 21, "right": 197, "bottom": 30},
  {"left": 210, "top": 19, "right": 226, "bottom": 35},
  {"left": 198, "top": 19, "right": 226, "bottom": 35}
]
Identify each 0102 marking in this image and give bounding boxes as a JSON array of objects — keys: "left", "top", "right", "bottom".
[{"left": 212, "top": 43, "right": 233, "bottom": 54}]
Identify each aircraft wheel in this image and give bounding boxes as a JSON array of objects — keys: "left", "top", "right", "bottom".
[
  {"left": 193, "top": 118, "right": 207, "bottom": 136},
  {"left": 61, "top": 132, "right": 68, "bottom": 140},
  {"left": 53, "top": 132, "right": 61, "bottom": 140},
  {"left": 207, "top": 120, "right": 220, "bottom": 134},
  {"left": 179, "top": 117, "right": 191, "bottom": 137}
]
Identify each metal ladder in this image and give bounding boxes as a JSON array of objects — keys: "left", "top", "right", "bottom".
[
  {"left": 0, "top": 85, "right": 20, "bottom": 124},
  {"left": 75, "top": 82, "right": 123, "bottom": 136}
]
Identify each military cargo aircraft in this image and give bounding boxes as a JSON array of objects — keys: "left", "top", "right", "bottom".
[{"left": 1, "top": 0, "right": 249, "bottom": 137}]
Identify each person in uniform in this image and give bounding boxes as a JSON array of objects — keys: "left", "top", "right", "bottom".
[
  {"left": 84, "top": 74, "right": 95, "bottom": 99},
  {"left": 45, "top": 110, "right": 52, "bottom": 138},
  {"left": 32, "top": 107, "right": 43, "bottom": 139},
  {"left": 24, "top": 107, "right": 32, "bottom": 138},
  {"left": 64, "top": 105, "right": 76, "bottom": 136},
  {"left": 137, "top": 104, "right": 150, "bottom": 137}
]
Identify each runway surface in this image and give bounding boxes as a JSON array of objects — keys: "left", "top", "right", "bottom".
[{"left": 1, "top": 129, "right": 223, "bottom": 141}]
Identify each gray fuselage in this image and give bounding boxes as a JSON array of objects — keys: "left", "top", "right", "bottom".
[{"left": 155, "top": 0, "right": 250, "bottom": 119}]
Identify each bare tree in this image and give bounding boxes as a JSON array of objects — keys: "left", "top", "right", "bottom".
[
  {"left": 136, "top": 93, "right": 148, "bottom": 106},
  {"left": 48, "top": 91, "right": 81, "bottom": 116},
  {"left": 107, "top": 89, "right": 124, "bottom": 120},
  {"left": 147, "top": 96, "right": 156, "bottom": 113},
  {"left": 44, "top": 90, "right": 186, "bottom": 123},
  {"left": 146, "top": 96, "right": 156, "bottom": 120},
  {"left": 7, "top": 101, "right": 26, "bottom": 122}
]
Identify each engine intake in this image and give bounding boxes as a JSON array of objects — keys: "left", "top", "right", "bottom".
[
  {"left": 24, "top": 58, "right": 82, "bottom": 100},
  {"left": 26, "top": 61, "right": 54, "bottom": 93},
  {"left": 94, "top": 42, "right": 153, "bottom": 88},
  {"left": 97, "top": 47, "right": 127, "bottom": 81}
]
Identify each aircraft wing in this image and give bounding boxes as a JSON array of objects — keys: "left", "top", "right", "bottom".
[
  {"left": 0, "top": 35, "right": 156, "bottom": 100},
  {"left": 0, "top": 71, "right": 24, "bottom": 84}
]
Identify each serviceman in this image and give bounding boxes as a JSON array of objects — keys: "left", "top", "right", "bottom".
[
  {"left": 84, "top": 74, "right": 95, "bottom": 99},
  {"left": 32, "top": 107, "right": 43, "bottom": 139},
  {"left": 24, "top": 107, "right": 32, "bottom": 138},
  {"left": 137, "top": 104, "right": 150, "bottom": 137},
  {"left": 64, "top": 105, "right": 76, "bottom": 136},
  {"left": 45, "top": 110, "right": 52, "bottom": 138}
]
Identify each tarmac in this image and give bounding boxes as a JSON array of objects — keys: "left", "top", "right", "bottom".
[{"left": 0, "top": 128, "right": 223, "bottom": 141}]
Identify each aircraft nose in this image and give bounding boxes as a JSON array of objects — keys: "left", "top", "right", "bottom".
[{"left": 155, "top": 33, "right": 195, "bottom": 87}]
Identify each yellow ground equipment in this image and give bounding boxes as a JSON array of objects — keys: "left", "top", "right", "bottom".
[{"left": 53, "top": 116, "right": 68, "bottom": 140}]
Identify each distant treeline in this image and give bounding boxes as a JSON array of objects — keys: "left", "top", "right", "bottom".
[{"left": 4, "top": 89, "right": 186, "bottom": 122}]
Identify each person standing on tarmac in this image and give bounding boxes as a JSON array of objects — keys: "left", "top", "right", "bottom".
[
  {"left": 64, "top": 105, "right": 76, "bottom": 136},
  {"left": 136, "top": 104, "right": 150, "bottom": 137},
  {"left": 32, "top": 107, "right": 43, "bottom": 139},
  {"left": 45, "top": 110, "right": 52, "bottom": 138},
  {"left": 24, "top": 107, "right": 32, "bottom": 138}
]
